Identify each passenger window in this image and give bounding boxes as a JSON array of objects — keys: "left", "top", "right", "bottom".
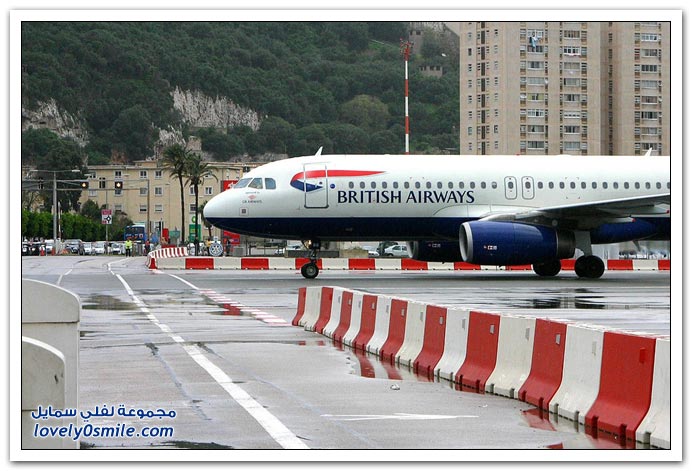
[
  {"left": 613, "top": 182, "right": 619, "bottom": 189},
  {"left": 481, "top": 182, "right": 487, "bottom": 189},
  {"left": 437, "top": 182, "right": 443, "bottom": 189},
  {"left": 507, "top": 181, "right": 514, "bottom": 189},
  {"left": 667, "top": 182, "right": 670, "bottom": 189},
  {"left": 492, "top": 182, "right": 498, "bottom": 189},
  {"left": 371, "top": 182, "right": 377, "bottom": 189},
  {"left": 656, "top": 182, "right": 661, "bottom": 189},
  {"left": 634, "top": 182, "right": 640, "bottom": 190},
  {"left": 404, "top": 182, "right": 410, "bottom": 189},
  {"left": 249, "top": 178, "right": 263, "bottom": 189},
  {"left": 603, "top": 182, "right": 608, "bottom": 189},
  {"left": 570, "top": 182, "right": 576, "bottom": 189},
  {"left": 470, "top": 182, "right": 476, "bottom": 189},
  {"left": 382, "top": 182, "right": 388, "bottom": 189},
  {"left": 265, "top": 178, "right": 276, "bottom": 190},
  {"left": 426, "top": 182, "right": 432, "bottom": 189},
  {"left": 448, "top": 182, "right": 454, "bottom": 189},
  {"left": 537, "top": 182, "right": 544, "bottom": 189},
  {"left": 393, "top": 182, "right": 399, "bottom": 189},
  {"left": 349, "top": 182, "right": 354, "bottom": 189},
  {"left": 548, "top": 182, "right": 554, "bottom": 189},
  {"left": 415, "top": 182, "right": 421, "bottom": 189},
  {"left": 624, "top": 182, "right": 630, "bottom": 189},
  {"left": 360, "top": 182, "right": 366, "bottom": 189},
  {"left": 559, "top": 182, "right": 565, "bottom": 189},
  {"left": 459, "top": 182, "right": 465, "bottom": 189},
  {"left": 645, "top": 182, "right": 651, "bottom": 189},
  {"left": 581, "top": 182, "right": 587, "bottom": 189},
  {"left": 592, "top": 182, "right": 597, "bottom": 189}
]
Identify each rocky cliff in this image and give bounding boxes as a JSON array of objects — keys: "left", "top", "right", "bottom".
[{"left": 171, "top": 87, "right": 261, "bottom": 131}]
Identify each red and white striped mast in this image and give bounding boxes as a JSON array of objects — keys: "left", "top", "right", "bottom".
[{"left": 400, "top": 39, "right": 413, "bottom": 155}]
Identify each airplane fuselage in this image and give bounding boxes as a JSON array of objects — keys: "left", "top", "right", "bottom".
[{"left": 203, "top": 154, "right": 670, "bottom": 244}]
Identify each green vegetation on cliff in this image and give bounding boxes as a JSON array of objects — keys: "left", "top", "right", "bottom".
[{"left": 22, "top": 22, "right": 459, "bottom": 161}]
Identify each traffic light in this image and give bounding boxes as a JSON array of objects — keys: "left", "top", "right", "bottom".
[
  {"left": 114, "top": 181, "right": 123, "bottom": 189},
  {"left": 80, "top": 180, "right": 89, "bottom": 189}
]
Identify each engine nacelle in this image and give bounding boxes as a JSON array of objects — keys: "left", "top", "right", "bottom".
[
  {"left": 407, "top": 240, "right": 463, "bottom": 262},
  {"left": 459, "top": 221, "right": 575, "bottom": 266}
]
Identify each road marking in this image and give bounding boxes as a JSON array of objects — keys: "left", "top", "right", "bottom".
[
  {"left": 321, "top": 413, "right": 478, "bottom": 421},
  {"left": 56, "top": 268, "right": 73, "bottom": 286},
  {"left": 115, "top": 273, "right": 309, "bottom": 450}
]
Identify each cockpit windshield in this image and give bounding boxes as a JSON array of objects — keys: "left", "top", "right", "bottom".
[{"left": 233, "top": 178, "right": 251, "bottom": 189}]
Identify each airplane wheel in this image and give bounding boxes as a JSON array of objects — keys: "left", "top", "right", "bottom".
[
  {"left": 301, "top": 262, "right": 319, "bottom": 279},
  {"left": 533, "top": 260, "right": 562, "bottom": 277},
  {"left": 574, "top": 255, "right": 605, "bottom": 279}
]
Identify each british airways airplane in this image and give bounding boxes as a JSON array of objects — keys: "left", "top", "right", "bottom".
[{"left": 203, "top": 151, "right": 671, "bottom": 279}]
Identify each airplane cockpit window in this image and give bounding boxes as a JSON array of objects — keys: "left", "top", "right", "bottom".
[
  {"left": 234, "top": 178, "right": 251, "bottom": 189},
  {"left": 248, "top": 178, "right": 263, "bottom": 189},
  {"left": 265, "top": 178, "right": 276, "bottom": 190}
]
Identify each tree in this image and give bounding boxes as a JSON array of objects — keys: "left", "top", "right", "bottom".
[
  {"left": 160, "top": 143, "right": 190, "bottom": 246},
  {"left": 198, "top": 201, "right": 213, "bottom": 241},
  {"left": 184, "top": 153, "right": 217, "bottom": 255},
  {"left": 339, "top": 95, "right": 390, "bottom": 133}
]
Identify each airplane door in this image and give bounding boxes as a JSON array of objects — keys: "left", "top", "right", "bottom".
[
  {"left": 504, "top": 176, "right": 517, "bottom": 200},
  {"left": 303, "top": 163, "right": 329, "bottom": 208},
  {"left": 521, "top": 176, "right": 535, "bottom": 200}
]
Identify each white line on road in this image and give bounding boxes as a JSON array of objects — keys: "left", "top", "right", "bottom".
[{"left": 115, "top": 273, "right": 309, "bottom": 450}]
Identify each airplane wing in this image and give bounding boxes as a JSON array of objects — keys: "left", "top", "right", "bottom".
[{"left": 480, "top": 193, "right": 670, "bottom": 230}]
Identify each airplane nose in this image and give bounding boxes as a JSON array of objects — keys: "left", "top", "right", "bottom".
[{"left": 203, "top": 193, "right": 225, "bottom": 221}]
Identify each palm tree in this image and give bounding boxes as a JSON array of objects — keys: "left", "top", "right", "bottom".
[
  {"left": 184, "top": 153, "right": 217, "bottom": 255},
  {"left": 160, "top": 144, "right": 190, "bottom": 246},
  {"left": 198, "top": 201, "right": 214, "bottom": 241}
]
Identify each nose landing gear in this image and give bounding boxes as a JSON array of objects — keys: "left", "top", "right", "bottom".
[{"left": 300, "top": 240, "right": 321, "bottom": 279}]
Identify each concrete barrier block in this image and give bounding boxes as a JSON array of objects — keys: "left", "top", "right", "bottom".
[
  {"left": 374, "top": 258, "right": 401, "bottom": 270},
  {"left": 636, "top": 338, "right": 671, "bottom": 449},
  {"left": 395, "top": 301, "right": 426, "bottom": 368},
  {"left": 366, "top": 296, "right": 392, "bottom": 356},
  {"left": 632, "top": 259, "right": 659, "bottom": 271},
  {"left": 322, "top": 287, "right": 346, "bottom": 339},
  {"left": 342, "top": 292, "right": 365, "bottom": 347},
  {"left": 332, "top": 290, "right": 355, "bottom": 344},
  {"left": 549, "top": 324, "right": 605, "bottom": 424},
  {"left": 299, "top": 286, "right": 323, "bottom": 331},
  {"left": 413, "top": 305, "right": 448, "bottom": 378},
  {"left": 434, "top": 307, "right": 471, "bottom": 382},
  {"left": 321, "top": 259, "right": 349, "bottom": 270},
  {"left": 352, "top": 294, "right": 378, "bottom": 352},
  {"left": 313, "top": 287, "right": 335, "bottom": 335},
  {"left": 485, "top": 315, "right": 536, "bottom": 398}
]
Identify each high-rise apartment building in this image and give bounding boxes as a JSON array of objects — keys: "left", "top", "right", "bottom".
[{"left": 459, "top": 21, "right": 670, "bottom": 156}]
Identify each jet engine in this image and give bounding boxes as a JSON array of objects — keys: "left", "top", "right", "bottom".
[{"left": 459, "top": 221, "right": 575, "bottom": 266}]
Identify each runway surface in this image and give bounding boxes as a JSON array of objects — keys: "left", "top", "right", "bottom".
[{"left": 19, "top": 256, "right": 673, "bottom": 456}]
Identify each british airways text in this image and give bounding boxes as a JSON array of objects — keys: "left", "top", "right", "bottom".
[{"left": 337, "top": 189, "right": 475, "bottom": 205}]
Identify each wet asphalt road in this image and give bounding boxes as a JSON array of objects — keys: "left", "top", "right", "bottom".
[{"left": 19, "top": 255, "right": 672, "bottom": 456}]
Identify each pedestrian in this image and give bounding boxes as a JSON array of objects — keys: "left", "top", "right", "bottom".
[
  {"left": 144, "top": 239, "right": 150, "bottom": 255},
  {"left": 125, "top": 237, "right": 133, "bottom": 257}
]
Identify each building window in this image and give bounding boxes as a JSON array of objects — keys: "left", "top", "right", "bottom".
[
  {"left": 115, "top": 170, "right": 122, "bottom": 178},
  {"left": 189, "top": 204, "right": 197, "bottom": 213},
  {"left": 155, "top": 170, "right": 163, "bottom": 179},
  {"left": 154, "top": 186, "right": 163, "bottom": 196},
  {"left": 154, "top": 204, "right": 163, "bottom": 213},
  {"left": 140, "top": 187, "right": 148, "bottom": 196},
  {"left": 139, "top": 204, "right": 147, "bottom": 213},
  {"left": 140, "top": 170, "right": 148, "bottom": 179},
  {"left": 205, "top": 187, "right": 213, "bottom": 196},
  {"left": 99, "top": 177, "right": 106, "bottom": 189}
]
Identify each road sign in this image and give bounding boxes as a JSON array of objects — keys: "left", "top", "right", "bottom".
[{"left": 101, "top": 209, "right": 112, "bottom": 225}]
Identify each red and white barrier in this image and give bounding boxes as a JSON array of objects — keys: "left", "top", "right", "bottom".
[
  {"left": 291, "top": 286, "right": 671, "bottom": 448},
  {"left": 146, "top": 247, "right": 188, "bottom": 269},
  {"left": 151, "top": 256, "right": 671, "bottom": 273},
  {"left": 485, "top": 315, "right": 537, "bottom": 399}
]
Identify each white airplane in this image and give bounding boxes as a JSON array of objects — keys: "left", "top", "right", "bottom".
[{"left": 203, "top": 151, "right": 671, "bottom": 279}]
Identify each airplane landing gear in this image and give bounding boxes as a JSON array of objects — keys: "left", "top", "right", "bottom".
[
  {"left": 532, "top": 259, "right": 562, "bottom": 277},
  {"left": 574, "top": 255, "right": 605, "bottom": 279},
  {"left": 300, "top": 240, "right": 321, "bottom": 279}
]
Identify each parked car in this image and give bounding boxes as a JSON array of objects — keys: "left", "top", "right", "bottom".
[
  {"left": 362, "top": 246, "right": 380, "bottom": 258},
  {"left": 83, "top": 242, "right": 94, "bottom": 255},
  {"left": 110, "top": 242, "right": 125, "bottom": 255},
  {"left": 384, "top": 244, "right": 409, "bottom": 258},
  {"left": 93, "top": 241, "right": 106, "bottom": 255},
  {"left": 64, "top": 239, "right": 84, "bottom": 255}
]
